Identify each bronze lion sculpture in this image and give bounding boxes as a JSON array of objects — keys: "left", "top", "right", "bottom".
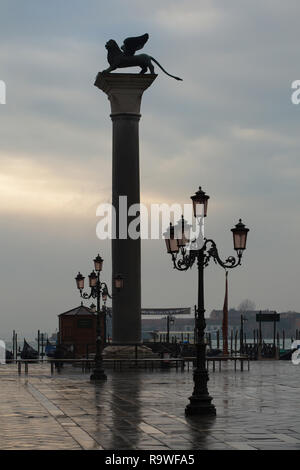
[{"left": 102, "top": 34, "right": 183, "bottom": 81}]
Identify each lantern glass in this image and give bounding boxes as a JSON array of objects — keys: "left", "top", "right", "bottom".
[
  {"left": 75, "top": 272, "right": 85, "bottom": 290},
  {"left": 93, "top": 254, "right": 103, "bottom": 272},
  {"left": 191, "top": 187, "right": 210, "bottom": 218},
  {"left": 165, "top": 238, "right": 171, "bottom": 253},
  {"left": 231, "top": 219, "right": 249, "bottom": 251},
  {"left": 89, "top": 271, "right": 97, "bottom": 287},
  {"left": 115, "top": 275, "right": 124, "bottom": 291},
  {"left": 102, "top": 286, "right": 108, "bottom": 302},
  {"left": 175, "top": 216, "right": 190, "bottom": 247},
  {"left": 169, "top": 238, "right": 179, "bottom": 253},
  {"left": 164, "top": 223, "right": 179, "bottom": 254}
]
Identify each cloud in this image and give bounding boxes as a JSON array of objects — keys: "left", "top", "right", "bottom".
[
  {"left": 156, "top": 2, "right": 224, "bottom": 35},
  {"left": 0, "top": 154, "right": 104, "bottom": 218}
]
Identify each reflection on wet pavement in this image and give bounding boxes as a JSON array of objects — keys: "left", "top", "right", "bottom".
[{"left": 0, "top": 361, "right": 299, "bottom": 450}]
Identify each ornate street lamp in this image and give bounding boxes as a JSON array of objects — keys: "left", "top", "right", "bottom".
[
  {"left": 164, "top": 187, "right": 249, "bottom": 416},
  {"left": 75, "top": 256, "right": 123, "bottom": 381}
]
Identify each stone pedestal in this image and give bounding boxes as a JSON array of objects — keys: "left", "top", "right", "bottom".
[
  {"left": 95, "top": 73, "right": 157, "bottom": 344},
  {"left": 103, "top": 345, "right": 158, "bottom": 359}
]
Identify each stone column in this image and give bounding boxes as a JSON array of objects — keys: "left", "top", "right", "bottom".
[{"left": 94, "top": 73, "right": 157, "bottom": 344}]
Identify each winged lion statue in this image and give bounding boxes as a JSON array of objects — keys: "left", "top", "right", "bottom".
[{"left": 102, "top": 33, "right": 183, "bottom": 81}]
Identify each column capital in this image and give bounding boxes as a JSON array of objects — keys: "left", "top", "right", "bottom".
[{"left": 94, "top": 72, "right": 157, "bottom": 115}]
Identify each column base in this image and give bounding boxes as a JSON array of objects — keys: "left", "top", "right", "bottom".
[
  {"left": 103, "top": 345, "right": 156, "bottom": 358},
  {"left": 185, "top": 395, "right": 216, "bottom": 416}
]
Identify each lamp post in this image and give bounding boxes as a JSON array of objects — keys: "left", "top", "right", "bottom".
[
  {"left": 164, "top": 315, "right": 175, "bottom": 343},
  {"left": 101, "top": 286, "right": 108, "bottom": 345},
  {"left": 164, "top": 187, "right": 249, "bottom": 416},
  {"left": 75, "top": 255, "right": 123, "bottom": 381}
]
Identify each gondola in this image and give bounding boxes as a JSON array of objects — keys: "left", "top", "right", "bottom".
[
  {"left": 20, "top": 339, "right": 39, "bottom": 360},
  {"left": 5, "top": 350, "right": 13, "bottom": 362},
  {"left": 206, "top": 348, "right": 222, "bottom": 357},
  {"left": 280, "top": 349, "right": 292, "bottom": 360}
]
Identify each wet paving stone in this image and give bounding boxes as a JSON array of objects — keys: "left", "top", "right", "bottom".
[{"left": 0, "top": 361, "right": 299, "bottom": 449}]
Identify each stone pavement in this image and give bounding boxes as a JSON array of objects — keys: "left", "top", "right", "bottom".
[{"left": 0, "top": 361, "right": 299, "bottom": 450}]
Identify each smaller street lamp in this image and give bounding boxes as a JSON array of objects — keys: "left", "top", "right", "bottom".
[{"left": 75, "top": 256, "right": 123, "bottom": 381}]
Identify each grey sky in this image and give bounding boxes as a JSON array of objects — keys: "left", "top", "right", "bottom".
[{"left": 0, "top": 0, "right": 300, "bottom": 339}]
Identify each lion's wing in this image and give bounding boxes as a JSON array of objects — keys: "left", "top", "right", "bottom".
[{"left": 121, "top": 33, "right": 149, "bottom": 56}]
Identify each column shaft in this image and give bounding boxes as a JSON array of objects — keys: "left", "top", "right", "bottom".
[{"left": 112, "top": 114, "right": 141, "bottom": 344}]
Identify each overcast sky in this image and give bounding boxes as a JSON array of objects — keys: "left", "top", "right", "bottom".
[{"left": 0, "top": 0, "right": 300, "bottom": 340}]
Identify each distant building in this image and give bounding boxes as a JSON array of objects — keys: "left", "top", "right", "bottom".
[
  {"left": 140, "top": 308, "right": 194, "bottom": 340},
  {"left": 97, "top": 307, "right": 194, "bottom": 342},
  {"left": 207, "top": 309, "right": 300, "bottom": 337}
]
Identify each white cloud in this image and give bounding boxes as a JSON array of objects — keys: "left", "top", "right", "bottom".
[
  {"left": 0, "top": 154, "right": 109, "bottom": 218},
  {"left": 156, "top": 2, "right": 224, "bottom": 35},
  {"left": 231, "top": 126, "right": 297, "bottom": 147}
]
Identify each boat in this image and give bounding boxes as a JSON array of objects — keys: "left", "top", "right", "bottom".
[
  {"left": 20, "top": 339, "right": 39, "bottom": 360},
  {"left": 5, "top": 350, "right": 13, "bottom": 362},
  {"left": 206, "top": 348, "right": 222, "bottom": 357},
  {"left": 279, "top": 349, "right": 292, "bottom": 360}
]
